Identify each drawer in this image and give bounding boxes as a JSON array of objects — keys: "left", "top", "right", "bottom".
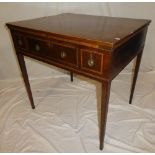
[
  {"left": 27, "top": 37, "right": 49, "bottom": 56},
  {"left": 80, "top": 49, "right": 103, "bottom": 74},
  {"left": 12, "top": 32, "right": 26, "bottom": 49},
  {"left": 48, "top": 42, "right": 78, "bottom": 67}
]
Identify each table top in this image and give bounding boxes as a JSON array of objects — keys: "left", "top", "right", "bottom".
[{"left": 7, "top": 13, "right": 151, "bottom": 49}]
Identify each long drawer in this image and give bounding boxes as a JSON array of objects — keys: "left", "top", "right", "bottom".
[{"left": 11, "top": 31, "right": 105, "bottom": 76}]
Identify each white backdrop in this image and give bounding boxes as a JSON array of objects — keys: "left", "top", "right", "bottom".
[
  {"left": 0, "top": 2, "right": 155, "bottom": 80},
  {"left": 0, "top": 3, "right": 155, "bottom": 153}
]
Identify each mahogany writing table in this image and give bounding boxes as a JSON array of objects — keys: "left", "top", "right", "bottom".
[{"left": 6, "top": 13, "right": 151, "bottom": 150}]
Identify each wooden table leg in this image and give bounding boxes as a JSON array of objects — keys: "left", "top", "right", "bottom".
[
  {"left": 70, "top": 71, "right": 73, "bottom": 82},
  {"left": 16, "top": 53, "right": 35, "bottom": 109},
  {"left": 100, "top": 80, "right": 111, "bottom": 150},
  {"left": 129, "top": 51, "right": 143, "bottom": 104}
]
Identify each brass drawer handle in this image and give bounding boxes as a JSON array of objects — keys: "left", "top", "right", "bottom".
[
  {"left": 35, "top": 44, "right": 40, "bottom": 51},
  {"left": 60, "top": 51, "right": 66, "bottom": 58},
  {"left": 18, "top": 39, "right": 23, "bottom": 46},
  {"left": 88, "top": 53, "right": 95, "bottom": 67},
  {"left": 88, "top": 58, "right": 95, "bottom": 67}
]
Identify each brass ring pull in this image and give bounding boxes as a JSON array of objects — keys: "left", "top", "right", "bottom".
[
  {"left": 60, "top": 51, "right": 66, "bottom": 58},
  {"left": 88, "top": 58, "right": 95, "bottom": 67},
  {"left": 18, "top": 39, "right": 23, "bottom": 46},
  {"left": 35, "top": 44, "right": 40, "bottom": 51}
]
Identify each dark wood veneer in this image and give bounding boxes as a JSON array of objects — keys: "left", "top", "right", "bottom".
[
  {"left": 6, "top": 13, "right": 151, "bottom": 150},
  {"left": 50, "top": 41, "right": 78, "bottom": 67}
]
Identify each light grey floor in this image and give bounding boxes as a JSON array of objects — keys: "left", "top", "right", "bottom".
[{"left": 0, "top": 71, "right": 155, "bottom": 152}]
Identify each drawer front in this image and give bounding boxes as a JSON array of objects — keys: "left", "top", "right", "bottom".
[
  {"left": 80, "top": 49, "right": 103, "bottom": 74},
  {"left": 48, "top": 42, "right": 78, "bottom": 67},
  {"left": 12, "top": 32, "right": 27, "bottom": 50},
  {"left": 27, "top": 37, "right": 49, "bottom": 56}
]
